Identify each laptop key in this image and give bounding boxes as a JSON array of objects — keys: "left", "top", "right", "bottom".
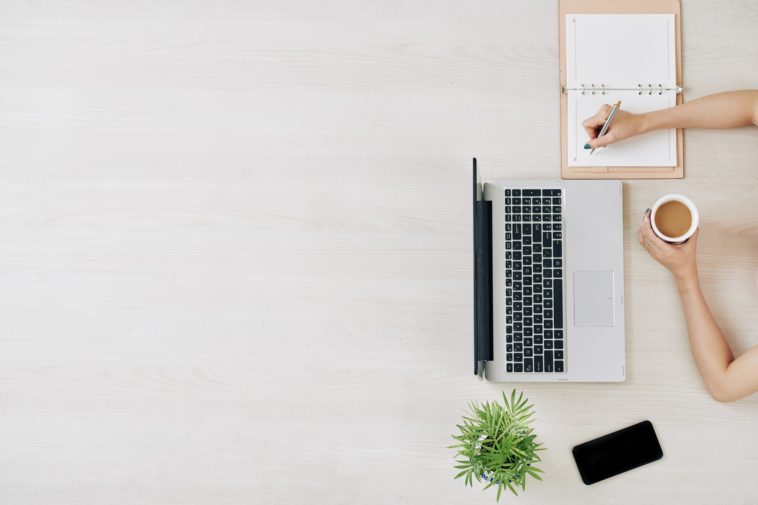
[
  {"left": 524, "top": 338, "right": 533, "bottom": 347},
  {"left": 545, "top": 357, "right": 553, "bottom": 372},
  {"left": 553, "top": 279, "right": 563, "bottom": 328},
  {"left": 524, "top": 359, "right": 533, "bottom": 372},
  {"left": 535, "top": 345, "right": 543, "bottom": 354},
  {"left": 555, "top": 361, "right": 564, "bottom": 372},
  {"left": 524, "top": 347, "right": 533, "bottom": 358},
  {"left": 545, "top": 339, "right": 553, "bottom": 349},
  {"left": 507, "top": 363, "right": 513, "bottom": 372},
  {"left": 555, "top": 350, "right": 564, "bottom": 360},
  {"left": 515, "top": 343, "right": 523, "bottom": 352},
  {"left": 554, "top": 340, "right": 563, "bottom": 349},
  {"left": 514, "top": 363, "right": 523, "bottom": 372},
  {"left": 535, "top": 355, "right": 543, "bottom": 372},
  {"left": 514, "top": 353, "right": 523, "bottom": 362},
  {"left": 507, "top": 352, "right": 513, "bottom": 360}
]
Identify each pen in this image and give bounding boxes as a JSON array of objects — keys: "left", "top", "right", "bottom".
[{"left": 590, "top": 100, "right": 621, "bottom": 155}]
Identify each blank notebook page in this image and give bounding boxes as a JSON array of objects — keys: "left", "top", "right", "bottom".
[{"left": 566, "top": 14, "right": 677, "bottom": 167}]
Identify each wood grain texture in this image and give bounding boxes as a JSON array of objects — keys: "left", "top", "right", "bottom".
[{"left": 0, "top": 1, "right": 756, "bottom": 504}]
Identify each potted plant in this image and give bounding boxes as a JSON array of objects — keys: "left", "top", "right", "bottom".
[{"left": 450, "top": 390, "right": 544, "bottom": 501}]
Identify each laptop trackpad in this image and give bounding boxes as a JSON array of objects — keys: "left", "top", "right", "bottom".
[{"left": 573, "top": 270, "right": 615, "bottom": 327}]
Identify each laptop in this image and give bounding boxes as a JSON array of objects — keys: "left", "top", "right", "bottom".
[{"left": 473, "top": 159, "right": 625, "bottom": 382}]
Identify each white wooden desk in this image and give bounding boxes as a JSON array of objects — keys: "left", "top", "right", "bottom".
[{"left": 1, "top": 1, "right": 757, "bottom": 503}]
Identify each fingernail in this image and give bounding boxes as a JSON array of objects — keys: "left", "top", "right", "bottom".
[
  {"left": 645, "top": 208, "right": 650, "bottom": 215},
  {"left": 583, "top": 144, "right": 591, "bottom": 149}
]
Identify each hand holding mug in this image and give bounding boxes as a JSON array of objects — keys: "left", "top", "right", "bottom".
[{"left": 638, "top": 195, "right": 700, "bottom": 282}]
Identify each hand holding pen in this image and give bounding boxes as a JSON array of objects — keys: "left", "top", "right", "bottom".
[{"left": 582, "top": 102, "right": 647, "bottom": 151}]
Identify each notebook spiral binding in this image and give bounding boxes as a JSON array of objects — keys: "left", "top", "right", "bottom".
[{"left": 562, "top": 83, "right": 684, "bottom": 95}]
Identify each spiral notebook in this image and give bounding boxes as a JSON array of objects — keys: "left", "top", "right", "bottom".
[{"left": 559, "top": 0, "right": 684, "bottom": 179}]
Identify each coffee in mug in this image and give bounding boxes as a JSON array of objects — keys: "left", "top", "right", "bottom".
[{"left": 650, "top": 195, "right": 699, "bottom": 243}]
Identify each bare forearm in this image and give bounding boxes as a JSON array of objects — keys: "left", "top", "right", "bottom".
[
  {"left": 641, "top": 90, "right": 758, "bottom": 133},
  {"left": 674, "top": 272, "right": 736, "bottom": 401}
]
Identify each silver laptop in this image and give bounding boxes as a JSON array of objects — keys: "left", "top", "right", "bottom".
[{"left": 473, "top": 159, "right": 625, "bottom": 382}]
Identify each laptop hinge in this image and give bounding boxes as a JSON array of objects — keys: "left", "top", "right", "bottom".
[{"left": 473, "top": 158, "right": 494, "bottom": 377}]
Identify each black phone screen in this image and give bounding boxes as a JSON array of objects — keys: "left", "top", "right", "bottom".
[{"left": 572, "top": 420, "right": 663, "bottom": 485}]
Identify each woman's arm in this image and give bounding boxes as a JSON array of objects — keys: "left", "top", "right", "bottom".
[
  {"left": 585, "top": 90, "right": 758, "bottom": 149},
  {"left": 638, "top": 212, "right": 758, "bottom": 402}
]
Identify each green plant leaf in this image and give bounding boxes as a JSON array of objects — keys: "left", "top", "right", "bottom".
[{"left": 451, "top": 389, "right": 544, "bottom": 502}]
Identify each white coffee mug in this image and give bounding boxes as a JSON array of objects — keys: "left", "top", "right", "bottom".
[{"left": 650, "top": 194, "right": 699, "bottom": 243}]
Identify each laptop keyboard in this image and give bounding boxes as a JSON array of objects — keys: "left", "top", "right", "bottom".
[{"left": 504, "top": 188, "right": 565, "bottom": 373}]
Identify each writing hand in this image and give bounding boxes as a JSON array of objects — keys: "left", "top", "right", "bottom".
[{"left": 582, "top": 104, "right": 646, "bottom": 149}]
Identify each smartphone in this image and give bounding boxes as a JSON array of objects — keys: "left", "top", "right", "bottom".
[{"left": 572, "top": 420, "right": 663, "bottom": 485}]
